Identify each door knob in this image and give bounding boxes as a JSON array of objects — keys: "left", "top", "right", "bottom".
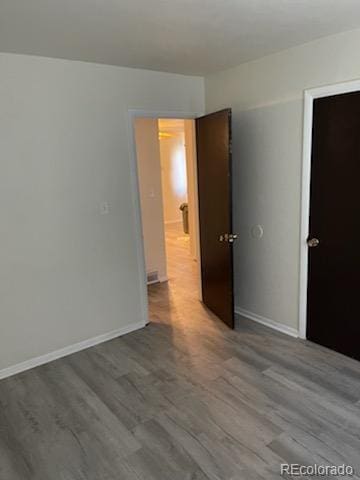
[
  {"left": 219, "top": 233, "right": 238, "bottom": 243},
  {"left": 228, "top": 234, "right": 238, "bottom": 243},
  {"left": 307, "top": 237, "right": 320, "bottom": 248}
]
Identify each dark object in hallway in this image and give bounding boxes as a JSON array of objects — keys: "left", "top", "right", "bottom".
[
  {"left": 179, "top": 202, "right": 189, "bottom": 234},
  {"left": 307, "top": 91, "right": 360, "bottom": 361}
]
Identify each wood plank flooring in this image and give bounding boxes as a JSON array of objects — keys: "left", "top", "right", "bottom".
[{"left": 1, "top": 222, "right": 359, "bottom": 479}]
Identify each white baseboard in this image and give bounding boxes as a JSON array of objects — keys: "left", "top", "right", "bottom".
[
  {"left": 0, "top": 320, "right": 146, "bottom": 381},
  {"left": 235, "top": 307, "right": 299, "bottom": 338}
]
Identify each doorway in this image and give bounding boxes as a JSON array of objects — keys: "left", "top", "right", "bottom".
[
  {"left": 131, "top": 109, "right": 235, "bottom": 329},
  {"left": 300, "top": 81, "right": 360, "bottom": 361},
  {"left": 134, "top": 116, "right": 201, "bottom": 298}
]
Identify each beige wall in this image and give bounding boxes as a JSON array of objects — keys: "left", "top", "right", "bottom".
[
  {"left": 0, "top": 52, "right": 204, "bottom": 374},
  {"left": 184, "top": 119, "right": 199, "bottom": 262},
  {"left": 205, "top": 28, "right": 360, "bottom": 332},
  {"left": 135, "top": 118, "right": 167, "bottom": 281},
  {"left": 159, "top": 130, "right": 188, "bottom": 224}
]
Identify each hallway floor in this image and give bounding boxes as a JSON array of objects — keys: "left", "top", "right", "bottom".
[{"left": 0, "top": 223, "right": 360, "bottom": 479}]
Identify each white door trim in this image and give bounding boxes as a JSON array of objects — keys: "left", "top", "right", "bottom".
[
  {"left": 299, "top": 79, "right": 360, "bottom": 339},
  {"left": 127, "top": 109, "right": 204, "bottom": 326}
]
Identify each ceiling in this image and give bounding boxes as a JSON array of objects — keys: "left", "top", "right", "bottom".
[{"left": 1, "top": 0, "right": 360, "bottom": 75}]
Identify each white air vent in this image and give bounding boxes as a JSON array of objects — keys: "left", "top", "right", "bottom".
[{"left": 147, "top": 271, "right": 159, "bottom": 285}]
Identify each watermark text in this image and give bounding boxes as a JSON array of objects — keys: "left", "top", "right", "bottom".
[{"left": 281, "top": 464, "right": 354, "bottom": 477}]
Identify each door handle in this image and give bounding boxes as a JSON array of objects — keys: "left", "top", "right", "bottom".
[
  {"left": 228, "top": 234, "right": 238, "bottom": 243},
  {"left": 219, "top": 233, "right": 238, "bottom": 243},
  {"left": 307, "top": 237, "right": 320, "bottom": 248}
]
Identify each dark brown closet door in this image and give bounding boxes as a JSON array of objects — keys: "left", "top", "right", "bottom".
[{"left": 307, "top": 91, "right": 360, "bottom": 360}]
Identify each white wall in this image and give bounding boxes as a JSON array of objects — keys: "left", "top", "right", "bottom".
[
  {"left": 0, "top": 52, "right": 204, "bottom": 373},
  {"left": 205, "top": 28, "right": 360, "bottom": 331},
  {"left": 159, "top": 131, "right": 188, "bottom": 224},
  {"left": 135, "top": 118, "right": 167, "bottom": 281}
]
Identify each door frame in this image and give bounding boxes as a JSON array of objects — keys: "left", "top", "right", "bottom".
[
  {"left": 127, "top": 109, "right": 204, "bottom": 325},
  {"left": 298, "top": 79, "right": 360, "bottom": 339}
]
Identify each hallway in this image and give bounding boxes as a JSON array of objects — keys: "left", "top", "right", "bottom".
[
  {"left": 148, "top": 221, "right": 201, "bottom": 328},
  {"left": 1, "top": 226, "right": 360, "bottom": 479}
]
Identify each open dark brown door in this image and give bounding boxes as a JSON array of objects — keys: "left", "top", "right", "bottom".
[
  {"left": 196, "top": 109, "right": 235, "bottom": 328},
  {"left": 307, "top": 91, "right": 360, "bottom": 361}
]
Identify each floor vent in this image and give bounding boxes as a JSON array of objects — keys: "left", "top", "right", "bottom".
[{"left": 147, "top": 271, "right": 159, "bottom": 285}]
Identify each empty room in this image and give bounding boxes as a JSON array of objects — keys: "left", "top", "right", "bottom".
[{"left": 0, "top": 1, "right": 360, "bottom": 479}]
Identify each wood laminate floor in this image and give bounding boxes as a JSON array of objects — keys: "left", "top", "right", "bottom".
[{"left": 1, "top": 222, "right": 360, "bottom": 479}]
